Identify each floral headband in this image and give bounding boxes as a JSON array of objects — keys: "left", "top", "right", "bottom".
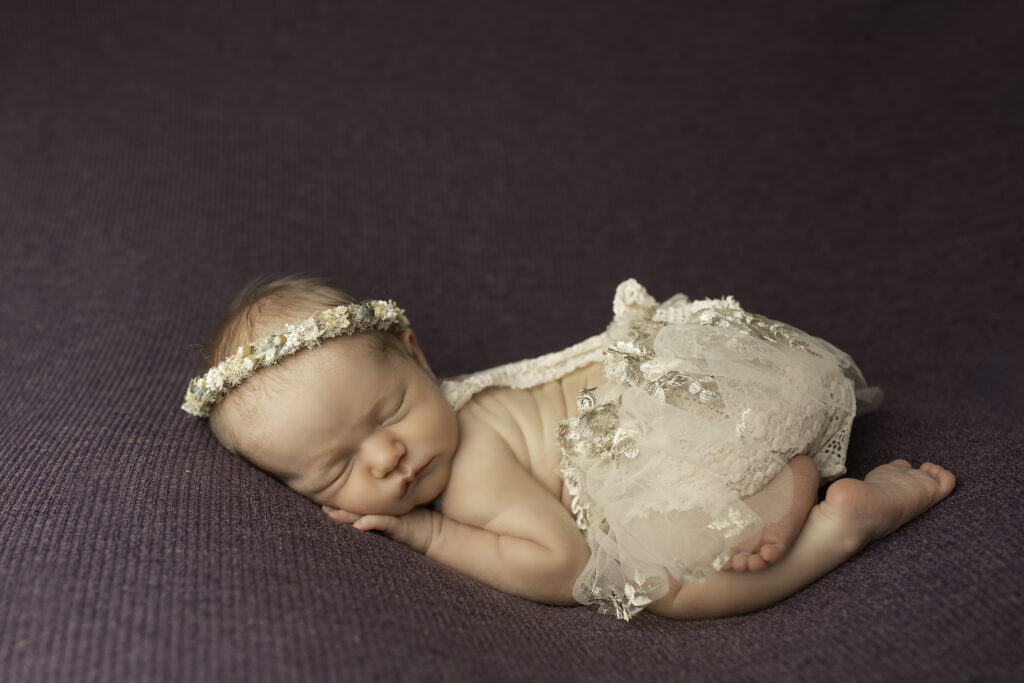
[{"left": 182, "top": 300, "right": 409, "bottom": 418}]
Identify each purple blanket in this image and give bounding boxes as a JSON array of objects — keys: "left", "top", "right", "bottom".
[{"left": 2, "top": 1, "right": 1020, "bottom": 680}]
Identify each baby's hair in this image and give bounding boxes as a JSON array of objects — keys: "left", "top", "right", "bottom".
[
  {"left": 201, "top": 274, "right": 411, "bottom": 371},
  {"left": 201, "top": 275, "right": 361, "bottom": 370}
]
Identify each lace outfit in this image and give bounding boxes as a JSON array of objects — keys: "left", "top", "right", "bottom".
[{"left": 440, "top": 279, "right": 882, "bottom": 620}]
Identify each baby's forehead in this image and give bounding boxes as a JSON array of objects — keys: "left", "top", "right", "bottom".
[
  {"left": 216, "top": 333, "right": 372, "bottom": 410},
  {"left": 239, "top": 333, "right": 394, "bottom": 409},
  {"left": 253, "top": 334, "right": 381, "bottom": 390},
  {"left": 220, "top": 336, "right": 396, "bottom": 464}
]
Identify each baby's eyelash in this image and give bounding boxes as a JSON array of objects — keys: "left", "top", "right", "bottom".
[{"left": 379, "top": 393, "right": 406, "bottom": 427}]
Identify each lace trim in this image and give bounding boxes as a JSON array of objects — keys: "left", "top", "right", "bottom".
[
  {"left": 441, "top": 279, "right": 699, "bottom": 410},
  {"left": 440, "top": 333, "right": 610, "bottom": 410}
]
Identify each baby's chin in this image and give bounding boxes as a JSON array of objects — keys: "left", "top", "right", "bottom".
[
  {"left": 393, "top": 495, "right": 434, "bottom": 517},
  {"left": 388, "top": 487, "right": 444, "bottom": 517}
]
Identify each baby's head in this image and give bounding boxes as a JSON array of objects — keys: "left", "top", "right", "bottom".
[{"left": 185, "top": 276, "right": 458, "bottom": 516}]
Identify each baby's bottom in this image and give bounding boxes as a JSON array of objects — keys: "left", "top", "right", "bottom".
[{"left": 649, "top": 459, "right": 956, "bottom": 619}]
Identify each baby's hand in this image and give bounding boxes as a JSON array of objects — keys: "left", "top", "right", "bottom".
[
  {"left": 322, "top": 504, "right": 439, "bottom": 555},
  {"left": 320, "top": 505, "right": 362, "bottom": 525}
]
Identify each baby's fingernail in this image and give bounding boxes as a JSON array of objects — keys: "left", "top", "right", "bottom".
[
  {"left": 353, "top": 518, "right": 368, "bottom": 530},
  {"left": 322, "top": 504, "right": 337, "bottom": 512}
]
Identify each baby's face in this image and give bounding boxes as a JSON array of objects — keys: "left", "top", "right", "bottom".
[{"left": 225, "top": 332, "right": 458, "bottom": 516}]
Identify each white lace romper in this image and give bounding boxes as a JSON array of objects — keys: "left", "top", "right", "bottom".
[{"left": 440, "top": 279, "right": 882, "bottom": 620}]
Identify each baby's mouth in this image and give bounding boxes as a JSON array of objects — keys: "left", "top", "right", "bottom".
[
  {"left": 416, "top": 456, "right": 435, "bottom": 478},
  {"left": 400, "top": 457, "right": 434, "bottom": 496}
]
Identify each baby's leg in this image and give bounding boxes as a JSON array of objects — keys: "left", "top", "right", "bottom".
[
  {"left": 726, "top": 455, "right": 820, "bottom": 572},
  {"left": 649, "top": 460, "right": 955, "bottom": 620}
]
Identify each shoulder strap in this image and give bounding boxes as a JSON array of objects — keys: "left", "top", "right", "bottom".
[
  {"left": 440, "top": 279, "right": 701, "bottom": 410},
  {"left": 441, "top": 332, "right": 610, "bottom": 410}
]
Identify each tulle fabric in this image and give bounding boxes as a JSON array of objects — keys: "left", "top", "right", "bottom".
[{"left": 564, "top": 306, "right": 880, "bottom": 619}]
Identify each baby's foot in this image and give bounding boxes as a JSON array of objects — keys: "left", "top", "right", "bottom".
[
  {"left": 727, "top": 455, "right": 820, "bottom": 572},
  {"left": 819, "top": 460, "right": 956, "bottom": 548}
]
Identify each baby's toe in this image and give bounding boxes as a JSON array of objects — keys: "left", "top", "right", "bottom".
[
  {"left": 730, "top": 552, "right": 750, "bottom": 572},
  {"left": 758, "top": 543, "right": 782, "bottom": 565},
  {"left": 919, "top": 464, "right": 957, "bottom": 495}
]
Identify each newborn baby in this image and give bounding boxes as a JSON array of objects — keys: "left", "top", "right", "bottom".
[{"left": 184, "top": 276, "right": 955, "bottom": 620}]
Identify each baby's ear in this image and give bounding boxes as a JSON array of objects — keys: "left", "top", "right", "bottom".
[
  {"left": 322, "top": 504, "right": 361, "bottom": 525},
  {"left": 396, "top": 329, "right": 434, "bottom": 377}
]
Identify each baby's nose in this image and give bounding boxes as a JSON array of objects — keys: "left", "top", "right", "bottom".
[{"left": 364, "top": 434, "right": 406, "bottom": 478}]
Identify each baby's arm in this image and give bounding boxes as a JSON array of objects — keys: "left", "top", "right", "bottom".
[
  {"left": 346, "top": 499, "right": 587, "bottom": 605},
  {"left": 325, "top": 441, "right": 590, "bottom": 605}
]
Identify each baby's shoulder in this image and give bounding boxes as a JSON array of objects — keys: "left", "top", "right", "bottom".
[
  {"left": 451, "top": 386, "right": 538, "bottom": 481},
  {"left": 438, "top": 404, "right": 541, "bottom": 527}
]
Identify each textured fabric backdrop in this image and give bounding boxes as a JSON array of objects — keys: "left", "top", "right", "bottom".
[{"left": 1, "top": 1, "right": 1021, "bottom": 681}]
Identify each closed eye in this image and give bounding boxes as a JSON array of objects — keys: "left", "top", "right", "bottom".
[{"left": 380, "top": 391, "right": 406, "bottom": 428}]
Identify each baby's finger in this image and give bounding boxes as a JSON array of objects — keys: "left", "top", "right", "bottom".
[
  {"left": 321, "top": 504, "right": 361, "bottom": 525},
  {"left": 352, "top": 514, "right": 401, "bottom": 536}
]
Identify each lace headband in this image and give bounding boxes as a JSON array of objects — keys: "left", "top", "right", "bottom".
[{"left": 182, "top": 300, "right": 409, "bottom": 418}]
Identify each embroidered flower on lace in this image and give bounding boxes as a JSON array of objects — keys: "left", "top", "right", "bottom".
[
  {"left": 687, "top": 307, "right": 823, "bottom": 358},
  {"left": 558, "top": 390, "right": 640, "bottom": 530},
  {"left": 577, "top": 571, "right": 603, "bottom": 604},
  {"left": 182, "top": 300, "right": 409, "bottom": 417},
  {"left": 577, "top": 388, "right": 597, "bottom": 413},
  {"left": 707, "top": 505, "right": 758, "bottom": 539},
  {"left": 674, "top": 560, "right": 707, "bottom": 583},
  {"left": 558, "top": 457, "right": 591, "bottom": 531},
  {"left": 611, "top": 583, "right": 653, "bottom": 621},
  {"left": 603, "top": 325, "right": 727, "bottom": 418},
  {"left": 711, "top": 552, "right": 732, "bottom": 572},
  {"left": 583, "top": 570, "right": 657, "bottom": 622}
]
